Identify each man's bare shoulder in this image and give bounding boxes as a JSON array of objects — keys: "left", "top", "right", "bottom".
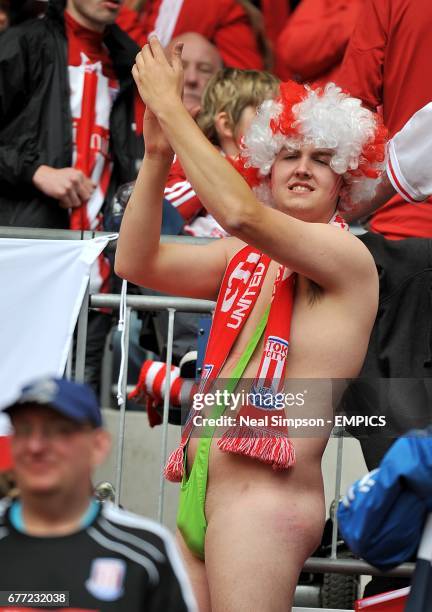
[
  {"left": 337, "top": 228, "right": 376, "bottom": 279},
  {"left": 316, "top": 226, "right": 378, "bottom": 321},
  {"left": 317, "top": 223, "right": 377, "bottom": 286},
  {"left": 223, "top": 236, "right": 248, "bottom": 262}
]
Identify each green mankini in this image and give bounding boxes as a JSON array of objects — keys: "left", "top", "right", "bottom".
[{"left": 177, "top": 308, "right": 270, "bottom": 560}]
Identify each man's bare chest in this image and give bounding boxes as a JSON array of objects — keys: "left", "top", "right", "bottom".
[{"left": 217, "top": 268, "right": 352, "bottom": 382}]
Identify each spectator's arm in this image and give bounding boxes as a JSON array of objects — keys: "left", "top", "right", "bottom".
[
  {"left": 338, "top": 433, "right": 432, "bottom": 570},
  {"left": 386, "top": 102, "right": 432, "bottom": 203},
  {"left": 276, "top": 0, "right": 362, "bottom": 83},
  {"left": 335, "top": 0, "right": 387, "bottom": 110},
  {"left": 0, "top": 31, "right": 45, "bottom": 185},
  {"left": 213, "top": 0, "right": 264, "bottom": 69},
  {"left": 0, "top": 31, "right": 96, "bottom": 208}
]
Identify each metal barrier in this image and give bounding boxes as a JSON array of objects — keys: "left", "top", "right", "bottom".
[
  {"left": 0, "top": 226, "right": 413, "bottom": 607},
  {"left": 89, "top": 293, "right": 215, "bottom": 518}
]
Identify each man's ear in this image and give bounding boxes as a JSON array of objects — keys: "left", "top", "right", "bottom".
[
  {"left": 214, "top": 111, "right": 234, "bottom": 141},
  {"left": 91, "top": 429, "right": 111, "bottom": 469}
]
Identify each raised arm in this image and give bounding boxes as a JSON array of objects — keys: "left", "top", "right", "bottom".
[
  {"left": 131, "top": 37, "right": 376, "bottom": 292},
  {"left": 114, "top": 67, "right": 229, "bottom": 300}
]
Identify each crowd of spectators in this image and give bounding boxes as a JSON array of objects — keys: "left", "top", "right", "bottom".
[{"left": 1, "top": 0, "right": 432, "bottom": 605}]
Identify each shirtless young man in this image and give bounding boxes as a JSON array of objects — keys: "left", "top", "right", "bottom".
[{"left": 115, "top": 38, "right": 381, "bottom": 611}]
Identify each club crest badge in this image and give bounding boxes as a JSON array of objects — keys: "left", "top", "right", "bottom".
[{"left": 85, "top": 558, "right": 126, "bottom": 601}]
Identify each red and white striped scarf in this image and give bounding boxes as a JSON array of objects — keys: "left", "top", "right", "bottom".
[
  {"left": 165, "top": 212, "right": 348, "bottom": 481},
  {"left": 66, "top": 12, "right": 119, "bottom": 294}
]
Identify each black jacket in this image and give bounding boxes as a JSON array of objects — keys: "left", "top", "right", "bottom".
[
  {"left": 342, "top": 232, "right": 432, "bottom": 468},
  {"left": 0, "top": 0, "right": 142, "bottom": 228}
]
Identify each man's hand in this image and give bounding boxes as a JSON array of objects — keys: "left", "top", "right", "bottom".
[
  {"left": 32, "top": 165, "right": 95, "bottom": 209},
  {"left": 132, "top": 36, "right": 184, "bottom": 117}
]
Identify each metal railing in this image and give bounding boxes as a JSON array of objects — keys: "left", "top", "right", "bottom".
[{"left": 90, "top": 293, "right": 215, "bottom": 517}]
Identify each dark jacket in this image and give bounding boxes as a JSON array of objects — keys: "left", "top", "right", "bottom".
[
  {"left": 0, "top": 0, "right": 142, "bottom": 228},
  {"left": 342, "top": 232, "right": 432, "bottom": 469}
]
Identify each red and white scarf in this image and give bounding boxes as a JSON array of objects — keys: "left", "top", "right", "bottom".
[
  {"left": 165, "top": 212, "right": 348, "bottom": 481},
  {"left": 66, "top": 12, "right": 119, "bottom": 294}
]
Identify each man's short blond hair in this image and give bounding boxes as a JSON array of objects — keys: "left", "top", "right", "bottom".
[{"left": 197, "top": 68, "right": 280, "bottom": 145}]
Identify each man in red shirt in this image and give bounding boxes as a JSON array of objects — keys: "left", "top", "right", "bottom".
[
  {"left": 276, "top": 0, "right": 362, "bottom": 86},
  {"left": 117, "top": 0, "right": 264, "bottom": 70},
  {"left": 336, "top": 0, "right": 432, "bottom": 239}
]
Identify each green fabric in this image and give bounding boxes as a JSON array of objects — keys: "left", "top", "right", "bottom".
[{"left": 177, "top": 307, "right": 270, "bottom": 560}]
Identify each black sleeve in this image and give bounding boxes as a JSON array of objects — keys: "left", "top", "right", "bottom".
[{"left": 0, "top": 27, "right": 44, "bottom": 185}]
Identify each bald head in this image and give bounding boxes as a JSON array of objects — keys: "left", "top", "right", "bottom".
[{"left": 170, "top": 32, "right": 223, "bottom": 114}]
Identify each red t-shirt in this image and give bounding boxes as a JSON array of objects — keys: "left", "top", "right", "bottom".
[
  {"left": 276, "top": 0, "right": 362, "bottom": 86},
  {"left": 116, "top": 0, "right": 263, "bottom": 69},
  {"left": 336, "top": 0, "right": 432, "bottom": 239},
  {"left": 164, "top": 155, "right": 229, "bottom": 237},
  {"left": 164, "top": 156, "right": 202, "bottom": 223}
]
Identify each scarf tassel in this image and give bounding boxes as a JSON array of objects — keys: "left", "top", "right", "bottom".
[
  {"left": 164, "top": 444, "right": 185, "bottom": 482},
  {"left": 217, "top": 425, "right": 296, "bottom": 470}
]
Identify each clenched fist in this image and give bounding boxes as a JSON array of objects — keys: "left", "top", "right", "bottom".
[{"left": 32, "top": 165, "right": 95, "bottom": 209}]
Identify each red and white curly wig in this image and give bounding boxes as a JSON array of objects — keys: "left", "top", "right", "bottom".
[{"left": 236, "top": 81, "right": 388, "bottom": 210}]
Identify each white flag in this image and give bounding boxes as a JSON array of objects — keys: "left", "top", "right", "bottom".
[{"left": 0, "top": 236, "right": 113, "bottom": 409}]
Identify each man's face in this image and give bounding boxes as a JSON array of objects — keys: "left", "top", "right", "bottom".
[
  {"left": 270, "top": 145, "right": 342, "bottom": 222},
  {"left": 176, "top": 33, "right": 222, "bottom": 114},
  {"left": 66, "top": 0, "right": 122, "bottom": 32},
  {"left": 10, "top": 406, "right": 108, "bottom": 497}
]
